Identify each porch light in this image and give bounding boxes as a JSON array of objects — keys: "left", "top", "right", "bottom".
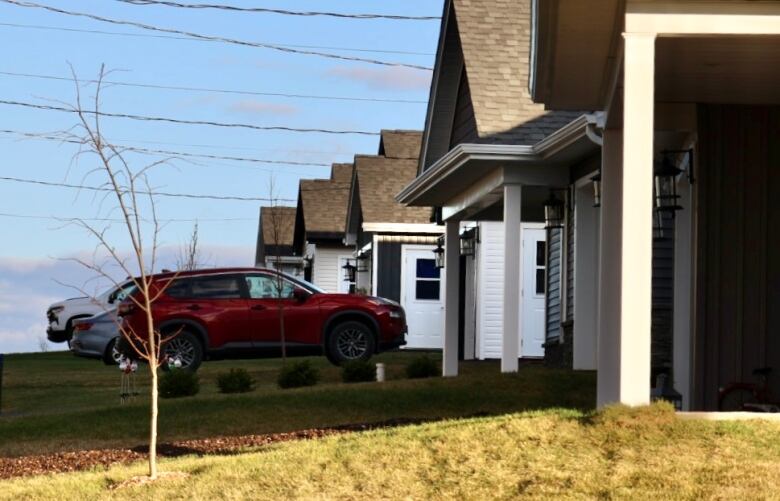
[
  {"left": 433, "top": 237, "right": 445, "bottom": 269},
  {"left": 654, "top": 155, "right": 683, "bottom": 212},
  {"left": 544, "top": 191, "right": 565, "bottom": 229},
  {"left": 591, "top": 171, "right": 602, "bottom": 208},
  {"left": 356, "top": 251, "right": 369, "bottom": 273},
  {"left": 459, "top": 227, "right": 479, "bottom": 257},
  {"left": 341, "top": 260, "right": 357, "bottom": 283}
]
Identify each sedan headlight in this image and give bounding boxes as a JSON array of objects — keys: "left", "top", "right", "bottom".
[{"left": 389, "top": 309, "right": 404, "bottom": 319}]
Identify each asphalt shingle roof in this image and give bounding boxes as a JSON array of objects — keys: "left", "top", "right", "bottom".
[
  {"left": 299, "top": 164, "right": 353, "bottom": 234},
  {"left": 260, "top": 206, "right": 296, "bottom": 247},
  {"left": 378, "top": 130, "right": 423, "bottom": 159},
  {"left": 452, "top": 0, "right": 582, "bottom": 145}
]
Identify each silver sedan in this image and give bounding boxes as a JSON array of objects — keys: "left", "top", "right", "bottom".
[{"left": 70, "top": 311, "right": 123, "bottom": 365}]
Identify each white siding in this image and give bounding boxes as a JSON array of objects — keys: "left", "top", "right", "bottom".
[
  {"left": 476, "top": 222, "right": 505, "bottom": 359},
  {"left": 312, "top": 245, "right": 353, "bottom": 293}
]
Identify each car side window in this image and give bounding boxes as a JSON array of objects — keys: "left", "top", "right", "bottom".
[
  {"left": 189, "top": 275, "right": 243, "bottom": 299},
  {"left": 164, "top": 278, "right": 192, "bottom": 299},
  {"left": 245, "top": 275, "right": 295, "bottom": 299}
]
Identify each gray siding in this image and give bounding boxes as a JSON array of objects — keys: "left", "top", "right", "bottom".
[
  {"left": 449, "top": 68, "right": 478, "bottom": 147},
  {"left": 566, "top": 190, "right": 575, "bottom": 323},
  {"left": 376, "top": 242, "right": 402, "bottom": 302},
  {"left": 546, "top": 228, "right": 562, "bottom": 341},
  {"left": 652, "top": 212, "right": 675, "bottom": 378}
]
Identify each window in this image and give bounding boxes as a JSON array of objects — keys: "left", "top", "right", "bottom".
[
  {"left": 415, "top": 258, "right": 440, "bottom": 300},
  {"left": 189, "top": 275, "right": 242, "bottom": 299},
  {"left": 164, "top": 279, "right": 191, "bottom": 298},
  {"left": 245, "top": 275, "right": 295, "bottom": 299},
  {"left": 535, "top": 241, "right": 547, "bottom": 295}
]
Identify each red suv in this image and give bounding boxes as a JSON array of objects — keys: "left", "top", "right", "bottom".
[{"left": 118, "top": 268, "right": 406, "bottom": 371}]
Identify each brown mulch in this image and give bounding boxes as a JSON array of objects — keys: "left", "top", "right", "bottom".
[{"left": 0, "top": 418, "right": 428, "bottom": 480}]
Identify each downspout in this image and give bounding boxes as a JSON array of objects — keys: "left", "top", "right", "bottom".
[{"left": 585, "top": 112, "right": 605, "bottom": 147}]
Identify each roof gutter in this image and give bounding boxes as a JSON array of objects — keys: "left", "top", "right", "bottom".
[{"left": 397, "top": 114, "right": 596, "bottom": 206}]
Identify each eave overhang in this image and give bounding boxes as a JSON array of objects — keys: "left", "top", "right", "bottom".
[{"left": 396, "top": 115, "right": 599, "bottom": 207}]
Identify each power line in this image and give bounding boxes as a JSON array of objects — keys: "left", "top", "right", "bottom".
[
  {"left": 0, "top": 129, "right": 332, "bottom": 167},
  {"left": 0, "top": 22, "right": 433, "bottom": 57},
  {"left": 0, "top": 99, "right": 381, "bottom": 136},
  {"left": 0, "top": 211, "right": 256, "bottom": 223},
  {"left": 0, "top": 175, "right": 297, "bottom": 202},
  {"left": 116, "top": 0, "right": 441, "bottom": 21},
  {"left": 0, "top": 0, "right": 433, "bottom": 70},
  {"left": 0, "top": 69, "right": 428, "bottom": 104}
]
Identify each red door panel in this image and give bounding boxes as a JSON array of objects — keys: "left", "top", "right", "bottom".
[{"left": 243, "top": 274, "right": 321, "bottom": 345}]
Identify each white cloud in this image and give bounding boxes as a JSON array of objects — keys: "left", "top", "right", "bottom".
[
  {"left": 228, "top": 100, "right": 299, "bottom": 116},
  {"left": 325, "top": 66, "right": 432, "bottom": 91}
]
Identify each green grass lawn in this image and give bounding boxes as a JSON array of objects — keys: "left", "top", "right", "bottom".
[
  {"left": 0, "top": 351, "right": 595, "bottom": 457},
  {"left": 4, "top": 404, "right": 780, "bottom": 499}
]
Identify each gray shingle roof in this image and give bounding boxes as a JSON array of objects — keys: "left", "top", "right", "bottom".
[
  {"left": 299, "top": 164, "right": 353, "bottom": 234},
  {"left": 260, "top": 206, "right": 296, "bottom": 247},
  {"left": 452, "top": 0, "right": 582, "bottom": 145}
]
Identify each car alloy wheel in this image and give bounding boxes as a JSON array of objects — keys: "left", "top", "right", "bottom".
[
  {"left": 335, "top": 327, "right": 369, "bottom": 360},
  {"left": 164, "top": 336, "right": 197, "bottom": 368},
  {"left": 111, "top": 339, "right": 123, "bottom": 364}
]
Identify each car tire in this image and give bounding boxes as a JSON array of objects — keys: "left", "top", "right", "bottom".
[
  {"left": 326, "top": 320, "right": 376, "bottom": 366},
  {"left": 162, "top": 331, "right": 204, "bottom": 372},
  {"left": 103, "top": 337, "right": 123, "bottom": 366}
]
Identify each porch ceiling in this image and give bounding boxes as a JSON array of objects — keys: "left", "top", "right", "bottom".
[{"left": 656, "top": 36, "right": 780, "bottom": 105}]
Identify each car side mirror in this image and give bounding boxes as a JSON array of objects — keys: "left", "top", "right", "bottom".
[
  {"left": 107, "top": 292, "right": 117, "bottom": 304},
  {"left": 292, "top": 287, "right": 311, "bottom": 302}
]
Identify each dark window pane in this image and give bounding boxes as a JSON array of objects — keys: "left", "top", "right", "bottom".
[
  {"left": 536, "top": 269, "right": 546, "bottom": 295},
  {"left": 165, "top": 279, "right": 191, "bottom": 298},
  {"left": 416, "top": 280, "right": 440, "bottom": 300},
  {"left": 190, "top": 275, "right": 242, "bottom": 299},
  {"left": 416, "top": 258, "right": 440, "bottom": 279},
  {"left": 536, "top": 241, "right": 547, "bottom": 267}
]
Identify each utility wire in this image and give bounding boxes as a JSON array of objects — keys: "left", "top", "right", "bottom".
[
  {"left": 0, "top": 211, "right": 257, "bottom": 223},
  {"left": 0, "top": 175, "right": 298, "bottom": 202},
  {"left": 0, "top": 129, "right": 332, "bottom": 167},
  {"left": 0, "top": 0, "right": 433, "bottom": 70},
  {"left": 0, "top": 69, "right": 428, "bottom": 104},
  {"left": 0, "top": 99, "right": 381, "bottom": 136},
  {"left": 116, "top": 0, "right": 441, "bottom": 21},
  {"left": 0, "top": 22, "right": 434, "bottom": 56}
]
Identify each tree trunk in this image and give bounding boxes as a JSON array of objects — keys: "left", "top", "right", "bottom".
[{"left": 149, "top": 365, "right": 158, "bottom": 479}]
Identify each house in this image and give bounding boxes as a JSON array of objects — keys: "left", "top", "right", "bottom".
[
  {"left": 529, "top": 0, "right": 780, "bottom": 410},
  {"left": 397, "top": 0, "right": 600, "bottom": 373},
  {"left": 344, "top": 130, "right": 445, "bottom": 349},
  {"left": 254, "top": 206, "right": 303, "bottom": 278},
  {"left": 293, "top": 163, "right": 355, "bottom": 293}
]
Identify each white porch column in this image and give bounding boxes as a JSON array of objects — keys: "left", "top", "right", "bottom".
[
  {"left": 573, "top": 183, "right": 599, "bottom": 370},
  {"left": 598, "top": 33, "right": 656, "bottom": 407},
  {"left": 502, "top": 183, "right": 522, "bottom": 372},
  {"left": 442, "top": 219, "right": 460, "bottom": 377}
]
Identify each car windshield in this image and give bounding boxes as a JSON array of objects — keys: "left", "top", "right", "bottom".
[{"left": 280, "top": 272, "right": 326, "bottom": 294}]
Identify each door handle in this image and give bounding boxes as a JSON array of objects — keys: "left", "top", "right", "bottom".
[
  {"left": 251, "top": 304, "right": 267, "bottom": 311},
  {"left": 186, "top": 304, "right": 201, "bottom": 311}
]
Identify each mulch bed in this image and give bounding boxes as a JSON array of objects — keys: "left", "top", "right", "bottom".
[{"left": 0, "top": 418, "right": 427, "bottom": 480}]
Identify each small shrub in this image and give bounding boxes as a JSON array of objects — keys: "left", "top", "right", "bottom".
[
  {"left": 405, "top": 356, "right": 439, "bottom": 379},
  {"left": 341, "top": 360, "right": 376, "bottom": 383},
  {"left": 277, "top": 360, "right": 320, "bottom": 389},
  {"left": 159, "top": 369, "right": 199, "bottom": 398},
  {"left": 217, "top": 368, "right": 255, "bottom": 394}
]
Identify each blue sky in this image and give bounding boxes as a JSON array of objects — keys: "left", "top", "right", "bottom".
[{"left": 0, "top": 0, "right": 442, "bottom": 352}]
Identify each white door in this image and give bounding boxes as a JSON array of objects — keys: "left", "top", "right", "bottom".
[
  {"left": 521, "top": 227, "right": 546, "bottom": 357},
  {"left": 401, "top": 246, "right": 444, "bottom": 349}
]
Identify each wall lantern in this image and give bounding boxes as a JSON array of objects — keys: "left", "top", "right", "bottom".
[
  {"left": 433, "top": 236, "right": 445, "bottom": 269},
  {"left": 459, "top": 227, "right": 479, "bottom": 257},
  {"left": 356, "top": 251, "right": 370, "bottom": 273},
  {"left": 654, "top": 149, "right": 694, "bottom": 213},
  {"left": 341, "top": 260, "right": 357, "bottom": 283},
  {"left": 544, "top": 191, "right": 565, "bottom": 229},
  {"left": 591, "top": 171, "right": 602, "bottom": 208}
]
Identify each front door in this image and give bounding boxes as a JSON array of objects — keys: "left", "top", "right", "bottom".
[
  {"left": 401, "top": 246, "right": 444, "bottom": 349},
  {"left": 521, "top": 227, "right": 547, "bottom": 357}
]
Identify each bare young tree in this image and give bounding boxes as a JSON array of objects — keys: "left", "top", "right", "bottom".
[
  {"left": 266, "top": 176, "right": 288, "bottom": 361},
  {"left": 59, "top": 65, "right": 179, "bottom": 480},
  {"left": 176, "top": 221, "right": 203, "bottom": 271}
]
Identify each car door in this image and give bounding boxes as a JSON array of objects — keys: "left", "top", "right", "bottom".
[
  {"left": 183, "top": 274, "right": 250, "bottom": 348},
  {"left": 244, "top": 273, "right": 321, "bottom": 346}
]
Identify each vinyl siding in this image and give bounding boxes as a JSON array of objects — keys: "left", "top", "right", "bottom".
[
  {"left": 311, "top": 245, "right": 353, "bottom": 293},
  {"left": 566, "top": 191, "right": 575, "bottom": 322},
  {"left": 546, "top": 228, "right": 562, "bottom": 341},
  {"left": 449, "top": 68, "right": 478, "bottom": 147},
  {"left": 476, "top": 222, "right": 505, "bottom": 359}
]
